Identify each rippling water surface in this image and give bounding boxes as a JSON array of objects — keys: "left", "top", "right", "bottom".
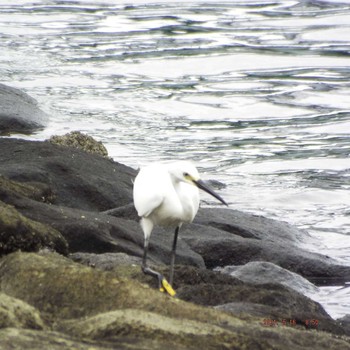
[{"left": 1, "top": 0, "right": 350, "bottom": 317}]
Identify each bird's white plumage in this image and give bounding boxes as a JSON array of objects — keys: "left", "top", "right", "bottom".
[{"left": 133, "top": 161, "right": 200, "bottom": 228}]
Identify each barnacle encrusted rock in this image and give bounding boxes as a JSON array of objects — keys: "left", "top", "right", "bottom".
[{"left": 48, "top": 131, "right": 108, "bottom": 157}]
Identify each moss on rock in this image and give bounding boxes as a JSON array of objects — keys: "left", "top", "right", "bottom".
[
  {"left": 0, "top": 201, "right": 68, "bottom": 256},
  {"left": 59, "top": 308, "right": 237, "bottom": 349},
  {"left": 0, "top": 328, "right": 110, "bottom": 350},
  {"left": 0, "top": 175, "right": 54, "bottom": 203},
  {"left": 0, "top": 292, "right": 45, "bottom": 330},
  {"left": 0, "top": 251, "right": 236, "bottom": 325},
  {"left": 0, "top": 252, "right": 349, "bottom": 350}
]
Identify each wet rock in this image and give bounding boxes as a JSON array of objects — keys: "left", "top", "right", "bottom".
[
  {"left": 0, "top": 292, "right": 45, "bottom": 330},
  {"left": 339, "top": 315, "right": 350, "bottom": 336},
  {"left": 0, "top": 176, "right": 54, "bottom": 203},
  {"left": 48, "top": 131, "right": 109, "bottom": 158},
  {"left": 180, "top": 208, "right": 350, "bottom": 283},
  {"left": 193, "top": 207, "right": 307, "bottom": 242},
  {"left": 0, "top": 251, "right": 349, "bottom": 350},
  {"left": 217, "top": 261, "right": 319, "bottom": 297},
  {"left": 0, "top": 144, "right": 202, "bottom": 266},
  {"left": 0, "top": 138, "right": 135, "bottom": 211},
  {"left": 168, "top": 265, "right": 345, "bottom": 335},
  {"left": 1, "top": 194, "right": 203, "bottom": 268},
  {"left": 0, "top": 201, "right": 68, "bottom": 256},
  {"left": 107, "top": 203, "right": 350, "bottom": 284},
  {"left": 102, "top": 203, "right": 138, "bottom": 221},
  {"left": 0, "top": 84, "right": 48, "bottom": 135}
]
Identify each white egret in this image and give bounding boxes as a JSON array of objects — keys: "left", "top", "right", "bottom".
[{"left": 133, "top": 161, "right": 227, "bottom": 296}]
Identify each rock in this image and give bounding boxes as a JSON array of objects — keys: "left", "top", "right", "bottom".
[
  {"left": 0, "top": 138, "right": 135, "bottom": 211},
  {"left": 58, "top": 309, "right": 235, "bottom": 348},
  {"left": 0, "top": 142, "right": 203, "bottom": 266},
  {"left": 70, "top": 252, "right": 142, "bottom": 270},
  {"left": 0, "top": 292, "right": 45, "bottom": 330},
  {"left": 0, "top": 193, "right": 203, "bottom": 268},
  {"left": 69, "top": 257, "right": 347, "bottom": 337},
  {"left": 106, "top": 205, "right": 350, "bottom": 284},
  {"left": 0, "top": 137, "right": 349, "bottom": 286},
  {"left": 0, "top": 84, "right": 48, "bottom": 135},
  {"left": 216, "top": 301, "right": 278, "bottom": 318},
  {"left": 339, "top": 315, "right": 350, "bottom": 336},
  {"left": 1, "top": 251, "right": 349, "bottom": 349},
  {"left": 58, "top": 309, "right": 350, "bottom": 349},
  {"left": 193, "top": 207, "right": 307, "bottom": 242},
  {"left": 169, "top": 265, "right": 346, "bottom": 335},
  {"left": 102, "top": 203, "right": 138, "bottom": 221},
  {"left": 0, "top": 251, "right": 240, "bottom": 321},
  {"left": 0, "top": 328, "right": 110, "bottom": 350},
  {"left": 0, "top": 175, "right": 54, "bottom": 203},
  {"left": 0, "top": 119, "right": 349, "bottom": 346},
  {"left": 216, "top": 261, "right": 319, "bottom": 297},
  {"left": 48, "top": 131, "right": 109, "bottom": 158},
  {"left": 0, "top": 201, "right": 68, "bottom": 256},
  {"left": 180, "top": 208, "right": 350, "bottom": 283}
]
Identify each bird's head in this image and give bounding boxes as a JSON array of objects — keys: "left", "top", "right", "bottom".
[
  {"left": 167, "top": 161, "right": 199, "bottom": 184},
  {"left": 168, "top": 161, "right": 228, "bottom": 206}
]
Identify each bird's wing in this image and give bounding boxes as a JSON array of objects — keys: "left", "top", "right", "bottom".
[
  {"left": 134, "top": 188, "right": 163, "bottom": 218},
  {"left": 133, "top": 165, "right": 165, "bottom": 218}
]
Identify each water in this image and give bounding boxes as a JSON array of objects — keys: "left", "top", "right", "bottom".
[{"left": 1, "top": 0, "right": 350, "bottom": 318}]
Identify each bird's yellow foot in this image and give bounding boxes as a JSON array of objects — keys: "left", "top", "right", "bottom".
[{"left": 159, "top": 278, "right": 176, "bottom": 296}]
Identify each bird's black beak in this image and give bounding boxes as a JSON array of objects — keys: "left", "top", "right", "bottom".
[{"left": 193, "top": 179, "right": 228, "bottom": 206}]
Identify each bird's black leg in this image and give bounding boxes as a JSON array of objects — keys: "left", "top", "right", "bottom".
[
  {"left": 141, "top": 235, "right": 163, "bottom": 288},
  {"left": 141, "top": 233, "right": 176, "bottom": 296},
  {"left": 169, "top": 226, "right": 180, "bottom": 287}
]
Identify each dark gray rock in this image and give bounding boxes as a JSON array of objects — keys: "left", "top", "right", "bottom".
[
  {"left": 0, "top": 84, "right": 48, "bottom": 135},
  {"left": 169, "top": 265, "right": 346, "bottom": 336},
  {"left": 193, "top": 207, "right": 308, "bottom": 242},
  {"left": 216, "top": 261, "right": 319, "bottom": 297},
  {"left": 180, "top": 209, "right": 350, "bottom": 283},
  {"left": 0, "top": 180, "right": 204, "bottom": 268},
  {"left": 106, "top": 202, "right": 350, "bottom": 283},
  {"left": 102, "top": 203, "right": 138, "bottom": 220},
  {"left": 0, "top": 138, "right": 204, "bottom": 266},
  {"left": 339, "top": 315, "right": 350, "bottom": 336},
  {"left": 0, "top": 138, "right": 135, "bottom": 211}
]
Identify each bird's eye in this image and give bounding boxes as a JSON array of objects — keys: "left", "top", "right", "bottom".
[{"left": 183, "top": 172, "right": 190, "bottom": 178}]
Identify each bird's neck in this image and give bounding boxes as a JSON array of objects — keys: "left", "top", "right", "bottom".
[{"left": 173, "top": 180, "right": 197, "bottom": 223}]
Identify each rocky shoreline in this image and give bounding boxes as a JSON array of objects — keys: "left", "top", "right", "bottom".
[{"left": 0, "top": 85, "right": 350, "bottom": 349}]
